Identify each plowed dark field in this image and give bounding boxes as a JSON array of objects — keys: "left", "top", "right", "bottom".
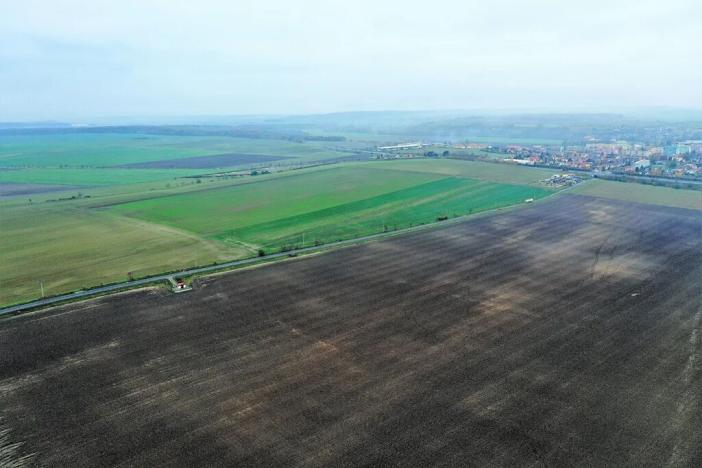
[{"left": 1, "top": 195, "right": 701, "bottom": 467}]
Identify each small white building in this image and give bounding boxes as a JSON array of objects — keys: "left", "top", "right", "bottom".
[
  {"left": 634, "top": 159, "right": 651, "bottom": 169},
  {"left": 377, "top": 142, "right": 423, "bottom": 151}
]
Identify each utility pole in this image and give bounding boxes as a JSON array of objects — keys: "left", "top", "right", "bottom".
[
  {"left": 302, "top": 232, "right": 305, "bottom": 247},
  {"left": 39, "top": 281, "right": 44, "bottom": 298}
]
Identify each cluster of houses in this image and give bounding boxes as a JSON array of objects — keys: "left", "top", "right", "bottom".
[{"left": 461, "top": 140, "right": 702, "bottom": 178}]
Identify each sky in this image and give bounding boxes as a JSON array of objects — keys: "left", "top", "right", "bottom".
[{"left": 1, "top": 0, "right": 700, "bottom": 120}]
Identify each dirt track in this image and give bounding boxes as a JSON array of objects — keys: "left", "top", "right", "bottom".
[{"left": 1, "top": 194, "right": 701, "bottom": 467}]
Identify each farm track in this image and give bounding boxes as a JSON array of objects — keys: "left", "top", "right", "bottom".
[{"left": 1, "top": 194, "right": 701, "bottom": 466}]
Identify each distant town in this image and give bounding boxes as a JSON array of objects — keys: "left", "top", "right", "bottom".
[
  {"left": 490, "top": 139, "right": 702, "bottom": 178},
  {"left": 374, "top": 139, "right": 702, "bottom": 179}
]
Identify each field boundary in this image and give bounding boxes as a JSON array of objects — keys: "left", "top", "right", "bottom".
[{"left": 0, "top": 192, "right": 553, "bottom": 317}]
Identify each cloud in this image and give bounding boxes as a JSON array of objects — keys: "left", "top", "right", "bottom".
[{"left": 0, "top": 0, "right": 700, "bottom": 119}]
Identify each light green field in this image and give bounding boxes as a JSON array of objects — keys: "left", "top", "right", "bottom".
[
  {"left": 112, "top": 165, "right": 551, "bottom": 250},
  {"left": 0, "top": 133, "right": 353, "bottom": 190},
  {"left": 0, "top": 134, "right": 207, "bottom": 167},
  {"left": 0, "top": 133, "right": 347, "bottom": 168},
  {"left": 571, "top": 179, "right": 702, "bottom": 210},
  {"left": 0, "top": 205, "right": 239, "bottom": 306},
  {"left": 370, "top": 159, "right": 561, "bottom": 186}
]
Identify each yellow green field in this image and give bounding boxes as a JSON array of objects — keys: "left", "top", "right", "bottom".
[
  {"left": 571, "top": 179, "right": 702, "bottom": 210},
  {"left": 0, "top": 205, "right": 238, "bottom": 305}
]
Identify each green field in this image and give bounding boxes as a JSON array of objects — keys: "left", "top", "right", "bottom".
[
  {"left": 111, "top": 167, "right": 438, "bottom": 233},
  {"left": 1, "top": 159, "right": 554, "bottom": 306},
  {"left": 111, "top": 165, "right": 550, "bottom": 250},
  {"left": 0, "top": 133, "right": 347, "bottom": 167},
  {"left": 0, "top": 134, "right": 206, "bottom": 167},
  {"left": 215, "top": 177, "right": 547, "bottom": 248},
  {"left": 571, "top": 179, "right": 702, "bottom": 210}
]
